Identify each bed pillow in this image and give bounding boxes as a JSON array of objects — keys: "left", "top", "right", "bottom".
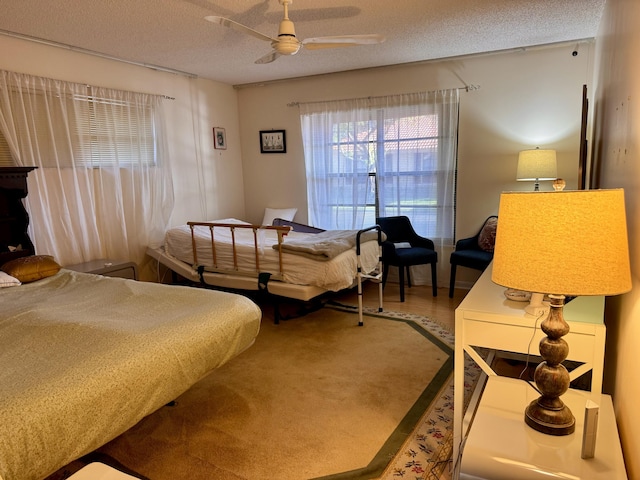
[
  {"left": 477, "top": 217, "right": 498, "bottom": 252},
  {"left": 0, "top": 271, "right": 21, "bottom": 287},
  {"left": 1, "top": 255, "right": 61, "bottom": 283},
  {"left": 262, "top": 207, "right": 297, "bottom": 226}
]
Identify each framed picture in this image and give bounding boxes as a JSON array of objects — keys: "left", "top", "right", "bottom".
[
  {"left": 213, "top": 127, "right": 227, "bottom": 150},
  {"left": 260, "top": 130, "right": 286, "bottom": 153}
]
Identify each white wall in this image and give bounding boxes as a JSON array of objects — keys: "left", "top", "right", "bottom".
[
  {"left": 592, "top": 0, "right": 640, "bottom": 476},
  {"left": 237, "top": 43, "right": 594, "bottom": 288},
  {"left": 0, "top": 34, "right": 245, "bottom": 278}
]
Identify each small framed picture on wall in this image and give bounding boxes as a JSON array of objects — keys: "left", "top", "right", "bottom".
[
  {"left": 213, "top": 127, "right": 227, "bottom": 150},
  {"left": 260, "top": 130, "right": 286, "bottom": 153}
]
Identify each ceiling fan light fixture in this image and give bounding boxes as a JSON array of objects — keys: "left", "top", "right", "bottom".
[
  {"left": 274, "top": 37, "right": 301, "bottom": 55},
  {"left": 278, "top": 18, "right": 296, "bottom": 38}
]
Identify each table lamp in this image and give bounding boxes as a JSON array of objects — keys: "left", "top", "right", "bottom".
[
  {"left": 492, "top": 189, "right": 631, "bottom": 436},
  {"left": 516, "top": 148, "right": 557, "bottom": 191}
]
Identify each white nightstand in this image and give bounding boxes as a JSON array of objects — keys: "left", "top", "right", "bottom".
[
  {"left": 458, "top": 376, "right": 627, "bottom": 479},
  {"left": 66, "top": 259, "right": 138, "bottom": 280},
  {"left": 453, "top": 263, "right": 606, "bottom": 467}
]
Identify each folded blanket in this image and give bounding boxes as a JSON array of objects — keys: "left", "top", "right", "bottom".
[{"left": 274, "top": 229, "right": 383, "bottom": 261}]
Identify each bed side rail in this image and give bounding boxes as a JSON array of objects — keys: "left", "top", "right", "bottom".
[{"left": 186, "top": 221, "right": 291, "bottom": 278}]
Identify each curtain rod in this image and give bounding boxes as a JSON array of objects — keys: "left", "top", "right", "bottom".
[
  {"left": 1, "top": 68, "right": 176, "bottom": 101},
  {"left": 0, "top": 29, "right": 197, "bottom": 81},
  {"left": 82, "top": 87, "right": 175, "bottom": 101},
  {"left": 286, "top": 85, "right": 480, "bottom": 107}
]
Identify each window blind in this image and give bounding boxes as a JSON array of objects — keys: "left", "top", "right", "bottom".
[
  {"left": 1, "top": 85, "right": 156, "bottom": 168},
  {"left": 72, "top": 94, "right": 155, "bottom": 167},
  {"left": 0, "top": 131, "right": 13, "bottom": 166}
]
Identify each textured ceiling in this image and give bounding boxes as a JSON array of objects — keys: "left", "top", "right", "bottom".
[{"left": 0, "top": 0, "right": 605, "bottom": 86}]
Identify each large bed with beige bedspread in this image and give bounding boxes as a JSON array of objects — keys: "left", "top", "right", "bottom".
[{"left": 0, "top": 268, "right": 261, "bottom": 480}]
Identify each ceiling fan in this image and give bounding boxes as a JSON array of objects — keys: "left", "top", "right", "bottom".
[{"left": 204, "top": 0, "right": 385, "bottom": 64}]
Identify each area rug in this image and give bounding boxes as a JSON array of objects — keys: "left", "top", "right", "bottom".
[
  {"left": 47, "top": 305, "right": 482, "bottom": 480},
  {"left": 369, "top": 308, "right": 482, "bottom": 480}
]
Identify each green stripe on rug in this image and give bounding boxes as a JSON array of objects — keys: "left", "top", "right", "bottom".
[
  {"left": 314, "top": 308, "right": 453, "bottom": 480},
  {"left": 316, "top": 361, "right": 453, "bottom": 480}
]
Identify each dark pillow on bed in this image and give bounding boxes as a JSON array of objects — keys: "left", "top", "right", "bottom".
[{"left": 1, "top": 255, "right": 61, "bottom": 283}]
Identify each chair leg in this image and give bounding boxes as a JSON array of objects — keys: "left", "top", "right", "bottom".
[
  {"left": 431, "top": 262, "right": 438, "bottom": 297},
  {"left": 449, "top": 264, "right": 457, "bottom": 298},
  {"left": 398, "top": 265, "right": 405, "bottom": 302},
  {"left": 406, "top": 266, "right": 412, "bottom": 288}
]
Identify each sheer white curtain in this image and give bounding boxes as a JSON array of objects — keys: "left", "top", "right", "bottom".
[
  {"left": 300, "top": 97, "right": 375, "bottom": 231},
  {"left": 299, "top": 89, "right": 459, "bottom": 252},
  {"left": 0, "top": 70, "right": 174, "bottom": 267}
]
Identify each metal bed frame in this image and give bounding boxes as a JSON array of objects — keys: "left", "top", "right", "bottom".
[{"left": 148, "top": 220, "right": 384, "bottom": 325}]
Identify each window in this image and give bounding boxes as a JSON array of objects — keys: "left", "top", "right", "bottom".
[
  {"left": 300, "top": 89, "right": 458, "bottom": 244},
  {"left": 72, "top": 93, "right": 156, "bottom": 167},
  {"left": 0, "top": 88, "right": 157, "bottom": 168},
  {"left": 0, "top": 70, "right": 173, "bottom": 267}
]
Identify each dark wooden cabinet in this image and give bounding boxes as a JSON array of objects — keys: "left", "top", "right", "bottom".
[{"left": 0, "top": 166, "right": 37, "bottom": 265}]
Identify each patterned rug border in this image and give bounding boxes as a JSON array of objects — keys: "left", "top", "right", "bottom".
[
  {"left": 309, "top": 305, "right": 453, "bottom": 480},
  {"left": 326, "top": 305, "right": 483, "bottom": 480}
]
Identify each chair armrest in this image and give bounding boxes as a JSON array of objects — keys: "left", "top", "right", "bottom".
[
  {"left": 455, "top": 236, "right": 479, "bottom": 251},
  {"left": 381, "top": 240, "right": 397, "bottom": 258},
  {"left": 410, "top": 235, "right": 435, "bottom": 250}
]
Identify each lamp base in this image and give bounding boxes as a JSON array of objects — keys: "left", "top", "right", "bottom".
[
  {"left": 525, "top": 294, "right": 576, "bottom": 436},
  {"left": 525, "top": 397, "right": 575, "bottom": 435}
]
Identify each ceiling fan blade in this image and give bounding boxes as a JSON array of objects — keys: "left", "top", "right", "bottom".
[
  {"left": 204, "top": 15, "right": 277, "bottom": 44},
  {"left": 255, "top": 50, "right": 281, "bottom": 64},
  {"left": 264, "top": 7, "right": 361, "bottom": 23},
  {"left": 302, "top": 34, "right": 386, "bottom": 50}
]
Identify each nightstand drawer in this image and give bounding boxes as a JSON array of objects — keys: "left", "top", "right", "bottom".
[{"left": 66, "top": 259, "right": 138, "bottom": 280}]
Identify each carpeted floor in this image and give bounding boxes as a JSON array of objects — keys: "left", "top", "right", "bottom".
[{"left": 47, "top": 304, "right": 481, "bottom": 480}]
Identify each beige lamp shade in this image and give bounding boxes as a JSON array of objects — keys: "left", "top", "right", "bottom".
[
  {"left": 516, "top": 148, "right": 557, "bottom": 181},
  {"left": 492, "top": 189, "right": 632, "bottom": 296}
]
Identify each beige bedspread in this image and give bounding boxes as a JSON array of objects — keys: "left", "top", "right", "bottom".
[{"left": 0, "top": 270, "right": 261, "bottom": 480}]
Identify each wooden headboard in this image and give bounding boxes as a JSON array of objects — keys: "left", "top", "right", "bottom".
[{"left": 0, "top": 166, "right": 37, "bottom": 267}]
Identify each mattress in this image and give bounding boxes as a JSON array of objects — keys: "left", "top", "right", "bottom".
[
  {"left": 164, "top": 219, "right": 381, "bottom": 292},
  {"left": 0, "top": 269, "right": 261, "bottom": 480}
]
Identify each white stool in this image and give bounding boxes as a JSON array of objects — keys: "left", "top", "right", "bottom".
[{"left": 67, "top": 462, "right": 140, "bottom": 480}]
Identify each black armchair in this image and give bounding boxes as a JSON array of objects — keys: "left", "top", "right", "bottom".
[
  {"left": 376, "top": 216, "right": 438, "bottom": 302},
  {"left": 448, "top": 216, "right": 498, "bottom": 298}
]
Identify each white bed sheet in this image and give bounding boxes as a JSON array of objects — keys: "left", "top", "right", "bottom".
[
  {"left": 0, "top": 270, "right": 261, "bottom": 480},
  {"left": 165, "top": 219, "right": 380, "bottom": 292}
]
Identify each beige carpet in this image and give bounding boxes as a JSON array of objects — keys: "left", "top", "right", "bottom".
[{"left": 49, "top": 304, "right": 453, "bottom": 480}]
